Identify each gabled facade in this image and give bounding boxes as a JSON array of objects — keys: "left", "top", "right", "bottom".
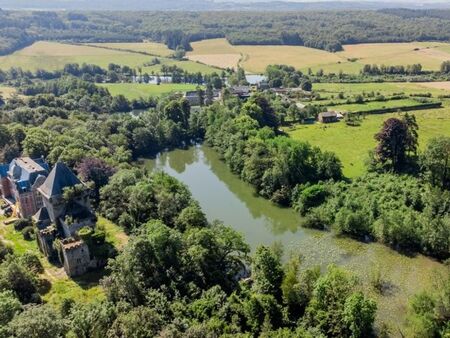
[{"left": 0, "top": 157, "right": 49, "bottom": 218}]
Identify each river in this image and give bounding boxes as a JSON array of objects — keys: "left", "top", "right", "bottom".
[{"left": 144, "top": 144, "right": 446, "bottom": 334}]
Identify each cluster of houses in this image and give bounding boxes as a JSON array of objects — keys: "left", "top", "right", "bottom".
[
  {"left": 183, "top": 84, "right": 344, "bottom": 124},
  {"left": 0, "top": 157, "right": 99, "bottom": 277}
]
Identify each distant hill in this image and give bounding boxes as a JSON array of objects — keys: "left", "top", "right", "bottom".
[{"left": 1, "top": 0, "right": 450, "bottom": 11}]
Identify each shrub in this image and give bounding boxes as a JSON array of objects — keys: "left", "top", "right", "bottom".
[
  {"left": 18, "top": 252, "right": 43, "bottom": 274},
  {"left": 21, "top": 226, "right": 35, "bottom": 241},
  {"left": 14, "top": 219, "right": 32, "bottom": 231},
  {"left": 301, "top": 205, "right": 332, "bottom": 230},
  {"left": 296, "top": 185, "right": 329, "bottom": 216}
]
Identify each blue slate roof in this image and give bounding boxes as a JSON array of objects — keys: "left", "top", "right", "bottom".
[
  {"left": 0, "top": 164, "right": 8, "bottom": 178},
  {"left": 3, "top": 157, "right": 49, "bottom": 192},
  {"left": 39, "top": 162, "right": 81, "bottom": 198}
]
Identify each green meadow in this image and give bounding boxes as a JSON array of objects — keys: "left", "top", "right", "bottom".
[
  {"left": 289, "top": 82, "right": 450, "bottom": 177},
  {"left": 288, "top": 107, "right": 450, "bottom": 177}
]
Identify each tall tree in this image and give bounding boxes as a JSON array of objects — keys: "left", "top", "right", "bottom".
[
  {"left": 421, "top": 136, "right": 450, "bottom": 190},
  {"left": 374, "top": 118, "right": 410, "bottom": 172}
]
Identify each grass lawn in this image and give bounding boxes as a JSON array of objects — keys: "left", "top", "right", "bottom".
[
  {"left": 0, "top": 41, "right": 218, "bottom": 74},
  {"left": 97, "top": 216, "right": 128, "bottom": 250},
  {"left": 287, "top": 106, "right": 450, "bottom": 177},
  {"left": 188, "top": 39, "right": 450, "bottom": 74},
  {"left": 100, "top": 83, "right": 200, "bottom": 99}
]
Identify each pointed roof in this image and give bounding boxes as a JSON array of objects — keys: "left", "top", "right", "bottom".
[
  {"left": 33, "top": 207, "right": 50, "bottom": 223},
  {"left": 38, "top": 162, "right": 81, "bottom": 198}
]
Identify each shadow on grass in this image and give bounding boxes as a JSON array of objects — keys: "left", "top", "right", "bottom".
[{"left": 72, "top": 268, "right": 109, "bottom": 290}]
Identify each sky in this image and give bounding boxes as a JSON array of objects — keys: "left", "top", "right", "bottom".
[{"left": 221, "top": 0, "right": 437, "bottom": 2}]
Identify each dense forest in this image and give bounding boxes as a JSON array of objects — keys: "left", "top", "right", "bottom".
[{"left": 1, "top": 9, "right": 450, "bottom": 54}]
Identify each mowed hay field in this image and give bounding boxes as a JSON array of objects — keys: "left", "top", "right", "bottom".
[
  {"left": 187, "top": 38, "right": 243, "bottom": 69},
  {"left": 289, "top": 82, "right": 450, "bottom": 177},
  {"left": 87, "top": 42, "right": 173, "bottom": 57},
  {"left": 100, "top": 83, "right": 200, "bottom": 99},
  {"left": 0, "top": 41, "right": 218, "bottom": 74},
  {"left": 188, "top": 38, "right": 450, "bottom": 74},
  {"left": 0, "top": 86, "right": 17, "bottom": 98}
]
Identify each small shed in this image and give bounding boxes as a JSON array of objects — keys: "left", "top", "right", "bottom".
[{"left": 318, "top": 111, "right": 338, "bottom": 123}]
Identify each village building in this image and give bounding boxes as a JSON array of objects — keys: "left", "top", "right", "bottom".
[
  {"left": 0, "top": 157, "right": 49, "bottom": 218},
  {"left": 184, "top": 91, "right": 202, "bottom": 106},
  {"left": 318, "top": 111, "right": 339, "bottom": 123},
  {"left": 230, "top": 86, "right": 252, "bottom": 99}
]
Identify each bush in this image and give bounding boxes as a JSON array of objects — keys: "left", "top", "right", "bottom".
[
  {"left": 21, "top": 226, "right": 35, "bottom": 241},
  {"left": 335, "top": 208, "right": 372, "bottom": 238},
  {"left": 0, "top": 241, "right": 12, "bottom": 263},
  {"left": 14, "top": 219, "right": 32, "bottom": 231},
  {"left": 18, "top": 252, "right": 43, "bottom": 274},
  {"left": 296, "top": 185, "right": 329, "bottom": 216},
  {"left": 301, "top": 205, "right": 331, "bottom": 230}
]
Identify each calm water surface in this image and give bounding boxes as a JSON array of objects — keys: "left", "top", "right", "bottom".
[{"left": 144, "top": 145, "right": 447, "bottom": 333}]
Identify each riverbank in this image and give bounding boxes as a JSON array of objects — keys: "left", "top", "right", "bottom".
[{"left": 144, "top": 144, "right": 448, "bottom": 336}]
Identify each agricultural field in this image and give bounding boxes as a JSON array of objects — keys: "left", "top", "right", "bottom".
[
  {"left": 188, "top": 38, "right": 450, "bottom": 74},
  {"left": 0, "top": 86, "right": 17, "bottom": 99},
  {"left": 289, "top": 82, "right": 450, "bottom": 177},
  {"left": 100, "top": 83, "right": 200, "bottom": 99},
  {"left": 0, "top": 41, "right": 218, "bottom": 74},
  {"left": 0, "top": 215, "right": 126, "bottom": 307},
  {"left": 313, "top": 81, "right": 450, "bottom": 97},
  {"left": 87, "top": 41, "right": 173, "bottom": 57}
]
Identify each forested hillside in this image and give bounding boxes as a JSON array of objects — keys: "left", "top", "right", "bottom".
[{"left": 1, "top": 9, "right": 450, "bottom": 55}]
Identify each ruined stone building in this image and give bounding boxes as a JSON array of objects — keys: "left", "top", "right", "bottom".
[{"left": 32, "top": 162, "right": 97, "bottom": 277}]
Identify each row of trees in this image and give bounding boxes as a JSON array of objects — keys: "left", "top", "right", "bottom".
[
  {"left": 0, "top": 62, "right": 224, "bottom": 87},
  {"left": 362, "top": 64, "right": 423, "bottom": 76}
]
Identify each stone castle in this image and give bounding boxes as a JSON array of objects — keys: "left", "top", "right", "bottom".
[{"left": 0, "top": 157, "right": 97, "bottom": 277}]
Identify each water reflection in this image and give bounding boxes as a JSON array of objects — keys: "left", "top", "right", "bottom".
[{"left": 143, "top": 145, "right": 447, "bottom": 331}]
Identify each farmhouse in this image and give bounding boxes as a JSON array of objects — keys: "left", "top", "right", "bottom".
[{"left": 318, "top": 111, "right": 339, "bottom": 123}]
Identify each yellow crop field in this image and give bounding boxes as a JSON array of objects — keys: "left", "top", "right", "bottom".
[
  {"left": 187, "top": 39, "right": 242, "bottom": 69},
  {"left": 0, "top": 86, "right": 17, "bottom": 98},
  {"left": 0, "top": 41, "right": 150, "bottom": 71},
  {"left": 188, "top": 39, "right": 450, "bottom": 74},
  {"left": 415, "top": 81, "right": 450, "bottom": 91},
  {"left": 0, "top": 41, "right": 218, "bottom": 74},
  {"left": 87, "top": 42, "right": 173, "bottom": 57},
  {"left": 337, "top": 42, "right": 450, "bottom": 71}
]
